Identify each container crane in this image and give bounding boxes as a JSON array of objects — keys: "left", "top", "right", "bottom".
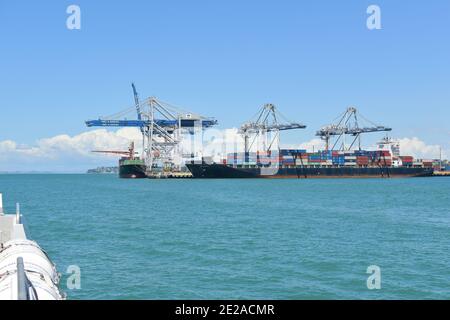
[
  {"left": 239, "top": 103, "right": 306, "bottom": 153},
  {"left": 85, "top": 84, "right": 218, "bottom": 172},
  {"left": 316, "top": 107, "right": 392, "bottom": 151}
]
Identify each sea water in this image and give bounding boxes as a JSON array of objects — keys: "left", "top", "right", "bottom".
[{"left": 0, "top": 174, "right": 449, "bottom": 299}]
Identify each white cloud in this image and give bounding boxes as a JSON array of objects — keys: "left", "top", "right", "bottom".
[
  {"left": 398, "top": 137, "right": 446, "bottom": 159},
  {"left": 283, "top": 137, "right": 447, "bottom": 159},
  {"left": 0, "top": 128, "right": 142, "bottom": 172},
  {"left": 0, "top": 129, "right": 447, "bottom": 172},
  {"left": 281, "top": 138, "right": 325, "bottom": 153},
  {"left": 200, "top": 128, "right": 244, "bottom": 158}
]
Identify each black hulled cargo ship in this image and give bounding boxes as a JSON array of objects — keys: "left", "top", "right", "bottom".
[
  {"left": 186, "top": 105, "right": 437, "bottom": 179},
  {"left": 186, "top": 162, "right": 434, "bottom": 179},
  {"left": 186, "top": 148, "right": 434, "bottom": 179}
]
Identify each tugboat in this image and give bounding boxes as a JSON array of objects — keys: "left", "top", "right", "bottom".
[
  {"left": 0, "top": 193, "right": 64, "bottom": 300},
  {"left": 92, "top": 142, "right": 147, "bottom": 179}
]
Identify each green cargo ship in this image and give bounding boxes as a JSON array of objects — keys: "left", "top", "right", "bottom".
[
  {"left": 119, "top": 158, "right": 147, "bottom": 179},
  {"left": 92, "top": 142, "right": 147, "bottom": 179}
]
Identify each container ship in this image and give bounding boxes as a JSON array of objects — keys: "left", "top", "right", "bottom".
[
  {"left": 187, "top": 107, "right": 435, "bottom": 179},
  {"left": 186, "top": 147, "right": 434, "bottom": 179},
  {"left": 86, "top": 87, "right": 442, "bottom": 179}
]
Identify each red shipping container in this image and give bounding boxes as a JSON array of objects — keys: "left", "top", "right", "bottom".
[{"left": 378, "top": 151, "right": 391, "bottom": 156}]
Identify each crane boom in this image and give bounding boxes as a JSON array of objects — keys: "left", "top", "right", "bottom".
[
  {"left": 85, "top": 119, "right": 217, "bottom": 128},
  {"left": 131, "top": 83, "right": 142, "bottom": 121},
  {"left": 92, "top": 150, "right": 132, "bottom": 155},
  {"left": 92, "top": 142, "right": 137, "bottom": 159}
]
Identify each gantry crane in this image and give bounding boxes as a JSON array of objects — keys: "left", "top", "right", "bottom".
[
  {"left": 316, "top": 107, "right": 392, "bottom": 151},
  {"left": 239, "top": 103, "right": 306, "bottom": 153},
  {"left": 85, "top": 84, "right": 217, "bottom": 172}
]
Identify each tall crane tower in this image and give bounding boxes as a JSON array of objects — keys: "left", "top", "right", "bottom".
[
  {"left": 316, "top": 107, "right": 392, "bottom": 151},
  {"left": 239, "top": 103, "right": 306, "bottom": 153}
]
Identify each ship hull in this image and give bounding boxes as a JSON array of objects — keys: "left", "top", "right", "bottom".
[
  {"left": 119, "top": 164, "right": 147, "bottom": 179},
  {"left": 186, "top": 163, "right": 434, "bottom": 179}
]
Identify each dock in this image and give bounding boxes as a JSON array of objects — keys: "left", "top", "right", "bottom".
[
  {"left": 147, "top": 172, "right": 193, "bottom": 179},
  {"left": 433, "top": 171, "right": 450, "bottom": 177}
]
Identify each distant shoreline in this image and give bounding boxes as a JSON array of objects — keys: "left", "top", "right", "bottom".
[
  {"left": 0, "top": 167, "right": 119, "bottom": 175},
  {"left": 0, "top": 172, "right": 89, "bottom": 175}
]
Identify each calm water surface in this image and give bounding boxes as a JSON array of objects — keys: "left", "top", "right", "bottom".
[{"left": 0, "top": 174, "right": 449, "bottom": 299}]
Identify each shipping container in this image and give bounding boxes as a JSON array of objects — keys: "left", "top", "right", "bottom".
[{"left": 280, "top": 149, "right": 307, "bottom": 156}]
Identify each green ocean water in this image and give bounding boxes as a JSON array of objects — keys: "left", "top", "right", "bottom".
[{"left": 0, "top": 174, "right": 449, "bottom": 300}]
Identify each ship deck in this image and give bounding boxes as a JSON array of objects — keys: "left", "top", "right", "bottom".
[{"left": 433, "top": 171, "right": 450, "bottom": 176}]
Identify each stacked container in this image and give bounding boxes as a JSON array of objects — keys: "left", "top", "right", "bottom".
[
  {"left": 296, "top": 153, "right": 309, "bottom": 166},
  {"left": 308, "top": 153, "right": 322, "bottom": 166},
  {"left": 374, "top": 150, "right": 392, "bottom": 166},
  {"left": 344, "top": 151, "right": 357, "bottom": 166},
  {"left": 280, "top": 149, "right": 307, "bottom": 156},
  {"left": 356, "top": 156, "right": 369, "bottom": 167},
  {"left": 422, "top": 160, "right": 433, "bottom": 168},
  {"left": 225, "top": 149, "right": 408, "bottom": 168},
  {"left": 280, "top": 149, "right": 305, "bottom": 167},
  {"left": 257, "top": 151, "right": 280, "bottom": 166},
  {"left": 331, "top": 151, "right": 345, "bottom": 166},
  {"left": 227, "top": 152, "right": 257, "bottom": 165},
  {"left": 400, "top": 156, "right": 414, "bottom": 167}
]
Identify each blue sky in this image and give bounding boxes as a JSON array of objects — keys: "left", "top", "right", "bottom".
[{"left": 0, "top": 0, "right": 449, "bottom": 171}]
